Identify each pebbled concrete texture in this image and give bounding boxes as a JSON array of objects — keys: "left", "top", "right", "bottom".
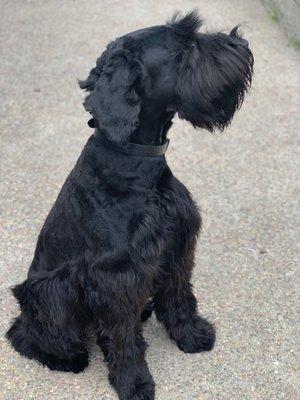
[
  {"left": 262, "top": 0, "right": 300, "bottom": 42},
  {"left": 0, "top": 1, "right": 299, "bottom": 399}
]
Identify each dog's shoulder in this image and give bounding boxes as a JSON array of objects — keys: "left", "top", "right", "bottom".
[
  {"left": 156, "top": 166, "right": 202, "bottom": 236},
  {"left": 157, "top": 166, "right": 199, "bottom": 212}
]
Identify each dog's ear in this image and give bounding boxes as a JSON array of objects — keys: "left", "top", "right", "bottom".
[
  {"left": 79, "top": 49, "right": 108, "bottom": 92},
  {"left": 80, "top": 48, "right": 141, "bottom": 143},
  {"left": 175, "top": 31, "right": 253, "bottom": 131}
]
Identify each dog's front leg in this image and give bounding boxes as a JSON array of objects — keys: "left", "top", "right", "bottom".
[
  {"left": 155, "top": 240, "right": 216, "bottom": 353},
  {"left": 92, "top": 270, "right": 155, "bottom": 400},
  {"left": 100, "top": 320, "right": 154, "bottom": 400}
]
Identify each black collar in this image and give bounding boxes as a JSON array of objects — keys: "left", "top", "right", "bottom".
[{"left": 93, "top": 130, "right": 169, "bottom": 157}]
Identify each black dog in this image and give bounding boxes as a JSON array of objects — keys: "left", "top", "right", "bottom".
[{"left": 7, "top": 12, "right": 253, "bottom": 400}]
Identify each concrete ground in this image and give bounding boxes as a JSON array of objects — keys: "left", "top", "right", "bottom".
[{"left": 0, "top": 1, "right": 299, "bottom": 399}]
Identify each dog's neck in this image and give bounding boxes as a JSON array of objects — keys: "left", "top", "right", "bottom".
[{"left": 130, "top": 107, "right": 174, "bottom": 145}]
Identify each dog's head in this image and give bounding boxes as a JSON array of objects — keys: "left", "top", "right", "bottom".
[{"left": 80, "top": 11, "right": 253, "bottom": 142}]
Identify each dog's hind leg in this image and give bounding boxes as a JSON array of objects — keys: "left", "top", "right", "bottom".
[
  {"left": 6, "top": 315, "right": 89, "bottom": 373},
  {"left": 6, "top": 268, "right": 89, "bottom": 373}
]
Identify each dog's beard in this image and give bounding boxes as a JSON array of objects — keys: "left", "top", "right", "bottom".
[{"left": 176, "top": 36, "right": 254, "bottom": 132}]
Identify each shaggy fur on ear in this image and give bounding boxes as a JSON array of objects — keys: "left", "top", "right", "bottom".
[
  {"left": 79, "top": 48, "right": 141, "bottom": 143},
  {"left": 79, "top": 50, "right": 108, "bottom": 92}
]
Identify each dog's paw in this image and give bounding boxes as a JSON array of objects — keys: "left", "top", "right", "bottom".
[
  {"left": 131, "top": 376, "right": 155, "bottom": 400},
  {"left": 109, "top": 364, "right": 155, "bottom": 400},
  {"left": 175, "top": 317, "right": 216, "bottom": 353},
  {"left": 42, "top": 351, "right": 89, "bottom": 374}
]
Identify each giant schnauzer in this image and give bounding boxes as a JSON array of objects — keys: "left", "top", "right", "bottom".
[{"left": 7, "top": 11, "right": 253, "bottom": 400}]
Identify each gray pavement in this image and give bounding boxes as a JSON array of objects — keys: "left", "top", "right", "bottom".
[{"left": 0, "top": 1, "right": 299, "bottom": 399}]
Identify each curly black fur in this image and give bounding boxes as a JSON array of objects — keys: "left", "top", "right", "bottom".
[{"left": 7, "top": 11, "right": 253, "bottom": 400}]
